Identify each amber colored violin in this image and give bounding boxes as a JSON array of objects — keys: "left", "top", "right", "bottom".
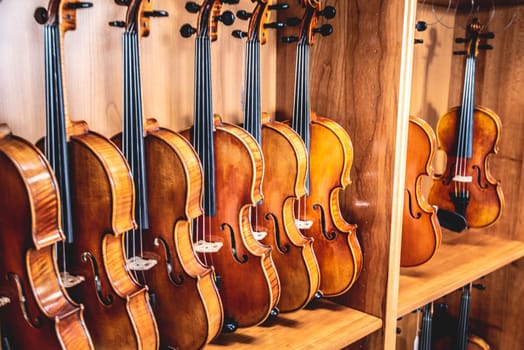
[
  {"left": 284, "top": 0, "right": 363, "bottom": 296},
  {"left": 111, "top": 0, "right": 223, "bottom": 348},
  {"left": 429, "top": 19, "right": 503, "bottom": 229},
  {"left": 401, "top": 117, "right": 442, "bottom": 267},
  {"left": 180, "top": 0, "right": 280, "bottom": 328},
  {"left": 34, "top": 1, "right": 158, "bottom": 348},
  {"left": 235, "top": 0, "right": 321, "bottom": 312},
  {"left": 0, "top": 125, "right": 94, "bottom": 349}
]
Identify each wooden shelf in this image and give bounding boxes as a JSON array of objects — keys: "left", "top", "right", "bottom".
[
  {"left": 397, "top": 231, "right": 524, "bottom": 317},
  {"left": 206, "top": 299, "right": 382, "bottom": 349}
]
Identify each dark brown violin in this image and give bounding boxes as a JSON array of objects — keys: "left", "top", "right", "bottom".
[
  {"left": 285, "top": 0, "right": 363, "bottom": 296},
  {"left": 401, "top": 116, "right": 442, "bottom": 267},
  {"left": 34, "top": 1, "right": 158, "bottom": 348},
  {"left": 429, "top": 19, "right": 503, "bottom": 229},
  {"left": 236, "top": 0, "right": 321, "bottom": 312},
  {"left": 111, "top": 1, "right": 223, "bottom": 348},
  {"left": 0, "top": 125, "right": 94, "bottom": 349},
  {"left": 180, "top": 0, "right": 281, "bottom": 328}
]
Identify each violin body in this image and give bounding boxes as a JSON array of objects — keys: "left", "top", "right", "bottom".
[
  {"left": 429, "top": 105, "right": 503, "bottom": 228},
  {"left": 0, "top": 129, "right": 93, "bottom": 350},
  {"left": 257, "top": 117, "right": 320, "bottom": 312},
  {"left": 298, "top": 114, "right": 363, "bottom": 297},
  {"left": 184, "top": 119, "right": 281, "bottom": 328},
  {"left": 58, "top": 128, "right": 159, "bottom": 349},
  {"left": 116, "top": 120, "right": 224, "bottom": 349},
  {"left": 401, "top": 117, "right": 442, "bottom": 267}
]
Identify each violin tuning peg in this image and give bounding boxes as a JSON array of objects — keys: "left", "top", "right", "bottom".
[
  {"left": 268, "top": 3, "right": 289, "bottom": 10},
  {"left": 232, "top": 30, "right": 247, "bottom": 39},
  {"left": 34, "top": 7, "right": 48, "bottom": 25},
  {"left": 286, "top": 17, "right": 301, "bottom": 27},
  {"left": 180, "top": 23, "right": 197, "bottom": 38},
  {"left": 109, "top": 20, "right": 126, "bottom": 28},
  {"left": 414, "top": 38, "right": 424, "bottom": 44},
  {"left": 115, "top": 0, "right": 130, "bottom": 6},
  {"left": 313, "top": 24, "right": 333, "bottom": 36},
  {"left": 480, "top": 32, "right": 495, "bottom": 39},
  {"left": 455, "top": 37, "right": 467, "bottom": 43},
  {"left": 282, "top": 36, "right": 299, "bottom": 43},
  {"left": 472, "top": 283, "right": 486, "bottom": 290},
  {"left": 318, "top": 6, "right": 336, "bottom": 19},
  {"left": 143, "top": 10, "right": 169, "bottom": 17},
  {"left": 185, "top": 1, "right": 200, "bottom": 13},
  {"left": 66, "top": 2, "right": 93, "bottom": 9},
  {"left": 216, "top": 11, "right": 235, "bottom": 26},
  {"left": 415, "top": 20, "right": 427, "bottom": 32},
  {"left": 236, "top": 10, "right": 252, "bottom": 20},
  {"left": 478, "top": 44, "right": 493, "bottom": 50},
  {"left": 453, "top": 50, "right": 467, "bottom": 55},
  {"left": 264, "top": 22, "right": 285, "bottom": 29},
  {"left": 222, "top": 0, "right": 239, "bottom": 4}
]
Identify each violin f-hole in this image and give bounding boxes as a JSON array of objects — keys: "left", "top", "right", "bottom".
[
  {"left": 153, "top": 237, "right": 184, "bottom": 286},
  {"left": 220, "top": 223, "right": 248, "bottom": 264},
  {"left": 472, "top": 165, "right": 489, "bottom": 189},
  {"left": 7, "top": 272, "right": 42, "bottom": 328},
  {"left": 264, "top": 212, "right": 290, "bottom": 254},
  {"left": 313, "top": 204, "right": 337, "bottom": 240},
  {"left": 405, "top": 189, "right": 422, "bottom": 219},
  {"left": 442, "top": 162, "right": 456, "bottom": 185},
  {"left": 80, "top": 252, "right": 114, "bottom": 306}
]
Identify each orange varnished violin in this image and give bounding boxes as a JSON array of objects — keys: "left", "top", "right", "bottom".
[
  {"left": 429, "top": 19, "right": 503, "bottom": 229},
  {"left": 237, "top": 0, "right": 320, "bottom": 312},
  {"left": 401, "top": 116, "right": 442, "bottom": 267},
  {"left": 286, "top": 0, "right": 363, "bottom": 297},
  {"left": 34, "top": 1, "right": 158, "bottom": 348},
  {"left": 0, "top": 124, "right": 94, "bottom": 349},
  {"left": 180, "top": 0, "right": 280, "bottom": 328},
  {"left": 111, "top": 0, "right": 223, "bottom": 348}
]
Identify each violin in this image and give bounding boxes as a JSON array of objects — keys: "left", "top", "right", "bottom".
[
  {"left": 284, "top": 0, "right": 363, "bottom": 296},
  {"left": 34, "top": 1, "right": 158, "bottom": 348},
  {"left": 401, "top": 116, "right": 442, "bottom": 267},
  {"left": 428, "top": 18, "right": 503, "bottom": 229},
  {"left": 0, "top": 124, "right": 93, "bottom": 349},
  {"left": 180, "top": 0, "right": 281, "bottom": 328},
  {"left": 111, "top": 1, "right": 224, "bottom": 348},
  {"left": 235, "top": 0, "right": 321, "bottom": 312}
]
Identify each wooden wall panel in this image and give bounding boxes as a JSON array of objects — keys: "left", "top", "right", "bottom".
[{"left": 0, "top": 0, "right": 276, "bottom": 142}]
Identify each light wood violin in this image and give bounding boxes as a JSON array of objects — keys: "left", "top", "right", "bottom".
[
  {"left": 284, "top": 0, "right": 363, "bottom": 297},
  {"left": 34, "top": 1, "right": 159, "bottom": 348},
  {"left": 111, "top": 0, "right": 224, "bottom": 348},
  {"left": 180, "top": 0, "right": 281, "bottom": 328},
  {"left": 236, "top": 0, "right": 320, "bottom": 312},
  {"left": 0, "top": 124, "right": 94, "bottom": 349},
  {"left": 401, "top": 116, "right": 442, "bottom": 267},
  {"left": 428, "top": 19, "right": 503, "bottom": 229}
]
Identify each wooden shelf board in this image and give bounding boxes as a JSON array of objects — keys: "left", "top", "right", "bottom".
[
  {"left": 206, "top": 299, "right": 382, "bottom": 349},
  {"left": 398, "top": 232, "right": 524, "bottom": 317}
]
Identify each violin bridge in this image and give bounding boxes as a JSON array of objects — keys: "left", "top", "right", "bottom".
[
  {"left": 0, "top": 296, "right": 10, "bottom": 307},
  {"left": 60, "top": 271, "right": 85, "bottom": 288},
  {"left": 194, "top": 240, "right": 223, "bottom": 253},
  {"left": 295, "top": 219, "right": 313, "bottom": 230},
  {"left": 452, "top": 175, "right": 472, "bottom": 183},
  {"left": 252, "top": 230, "right": 268, "bottom": 241},
  {"left": 127, "top": 256, "right": 158, "bottom": 271}
]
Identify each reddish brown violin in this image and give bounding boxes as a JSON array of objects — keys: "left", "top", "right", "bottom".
[
  {"left": 111, "top": 0, "right": 223, "bottom": 348},
  {"left": 401, "top": 116, "right": 442, "bottom": 267},
  {"left": 237, "top": 0, "right": 321, "bottom": 312},
  {"left": 34, "top": 1, "right": 158, "bottom": 348},
  {"left": 286, "top": 0, "right": 363, "bottom": 297},
  {"left": 429, "top": 19, "right": 503, "bottom": 229},
  {"left": 0, "top": 125, "right": 94, "bottom": 349},
  {"left": 180, "top": 0, "right": 281, "bottom": 328}
]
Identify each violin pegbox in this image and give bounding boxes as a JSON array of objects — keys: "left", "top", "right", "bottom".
[
  {"left": 454, "top": 18, "right": 494, "bottom": 57},
  {"left": 180, "top": 0, "right": 237, "bottom": 40},
  {"left": 282, "top": 0, "right": 335, "bottom": 45},
  {"left": 233, "top": 0, "right": 288, "bottom": 43},
  {"left": 110, "top": 0, "right": 168, "bottom": 36},
  {"left": 34, "top": 0, "right": 93, "bottom": 31}
]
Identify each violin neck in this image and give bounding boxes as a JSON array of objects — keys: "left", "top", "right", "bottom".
[
  {"left": 455, "top": 284, "right": 471, "bottom": 350},
  {"left": 122, "top": 30, "right": 149, "bottom": 229},
  {"left": 193, "top": 35, "right": 216, "bottom": 216},
  {"left": 243, "top": 39, "right": 262, "bottom": 144},
  {"left": 291, "top": 42, "right": 311, "bottom": 192},
  {"left": 43, "top": 23, "right": 74, "bottom": 242},
  {"left": 457, "top": 56, "right": 476, "bottom": 159},
  {"left": 419, "top": 303, "right": 433, "bottom": 350}
]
